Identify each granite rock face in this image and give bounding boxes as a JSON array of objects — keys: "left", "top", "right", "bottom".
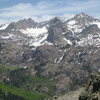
[{"left": 79, "top": 73, "right": 100, "bottom": 100}]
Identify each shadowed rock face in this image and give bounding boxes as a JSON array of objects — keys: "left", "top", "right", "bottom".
[
  {"left": 78, "top": 25, "right": 100, "bottom": 38},
  {"left": 79, "top": 73, "right": 100, "bottom": 100},
  {"left": 47, "top": 17, "right": 67, "bottom": 46},
  {"left": 32, "top": 45, "right": 62, "bottom": 62}
]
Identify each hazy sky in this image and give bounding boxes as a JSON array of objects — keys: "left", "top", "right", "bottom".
[{"left": 0, "top": 0, "right": 100, "bottom": 24}]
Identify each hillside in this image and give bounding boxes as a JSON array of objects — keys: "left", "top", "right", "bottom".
[
  {"left": 0, "top": 12, "right": 100, "bottom": 99},
  {"left": 0, "top": 82, "right": 50, "bottom": 100}
]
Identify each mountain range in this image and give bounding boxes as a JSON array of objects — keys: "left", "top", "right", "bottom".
[{"left": 0, "top": 12, "right": 100, "bottom": 97}]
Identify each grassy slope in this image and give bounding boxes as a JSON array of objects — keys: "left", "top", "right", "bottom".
[
  {"left": 0, "top": 64, "right": 51, "bottom": 100},
  {"left": 0, "top": 82, "right": 50, "bottom": 100}
]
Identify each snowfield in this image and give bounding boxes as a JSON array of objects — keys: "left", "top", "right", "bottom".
[
  {"left": 20, "top": 26, "right": 47, "bottom": 37},
  {"left": 0, "top": 24, "right": 8, "bottom": 30}
]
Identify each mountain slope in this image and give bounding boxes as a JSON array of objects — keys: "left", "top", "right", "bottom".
[
  {"left": 65, "top": 12, "right": 98, "bottom": 33},
  {"left": 0, "top": 82, "right": 50, "bottom": 100},
  {"left": 0, "top": 12, "right": 100, "bottom": 95}
]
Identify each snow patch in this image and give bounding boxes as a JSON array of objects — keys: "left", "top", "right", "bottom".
[
  {"left": 20, "top": 26, "right": 49, "bottom": 47},
  {"left": 91, "top": 21, "right": 100, "bottom": 28},
  {"left": 29, "top": 33, "right": 48, "bottom": 47},
  {"left": 0, "top": 24, "right": 8, "bottom": 30},
  {"left": 43, "top": 41, "right": 53, "bottom": 45},
  {"left": 1, "top": 34, "right": 15, "bottom": 39},
  {"left": 20, "top": 26, "right": 47, "bottom": 37},
  {"left": 57, "top": 53, "right": 65, "bottom": 63},
  {"left": 67, "top": 20, "right": 84, "bottom": 33},
  {"left": 77, "top": 34, "right": 100, "bottom": 47},
  {"left": 67, "top": 20, "right": 76, "bottom": 25},
  {"left": 63, "top": 38, "right": 72, "bottom": 45}
]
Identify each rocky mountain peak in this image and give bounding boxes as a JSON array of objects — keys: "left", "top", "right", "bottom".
[
  {"left": 49, "top": 17, "right": 63, "bottom": 26},
  {"left": 5, "top": 18, "right": 38, "bottom": 31},
  {"left": 5, "top": 22, "right": 17, "bottom": 31},
  {"left": 72, "top": 12, "right": 95, "bottom": 22},
  {"left": 65, "top": 12, "right": 98, "bottom": 34},
  {"left": 15, "top": 18, "right": 38, "bottom": 29},
  {"left": 78, "top": 12, "right": 87, "bottom": 17},
  {"left": 47, "top": 17, "right": 69, "bottom": 46},
  {"left": 52, "top": 17, "right": 61, "bottom": 22}
]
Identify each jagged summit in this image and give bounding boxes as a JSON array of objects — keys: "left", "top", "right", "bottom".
[
  {"left": 49, "top": 17, "right": 63, "bottom": 26},
  {"left": 51, "top": 17, "right": 60, "bottom": 21},
  {"left": 16, "top": 18, "right": 38, "bottom": 28},
  {"left": 74, "top": 12, "right": 93, "bottom": 18},
  {"left": 3, "top": 18, "right": 38, "bottom": 31},
  {"left": 69, "top": 12, "right": 95, "bottom": 21},
  {"left": 65, "top": 12, "right": 99, "bottom": 34},
  {"left": 0, "top": 12, "right": 100, "bottom": 47}
]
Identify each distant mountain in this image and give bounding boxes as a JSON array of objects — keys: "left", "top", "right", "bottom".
[
  {"left": 65, "top": 12, "right": 98, "bottom": 33},
  {"left": 0, "top": 13, "right": 100, "bottom": 47}
]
